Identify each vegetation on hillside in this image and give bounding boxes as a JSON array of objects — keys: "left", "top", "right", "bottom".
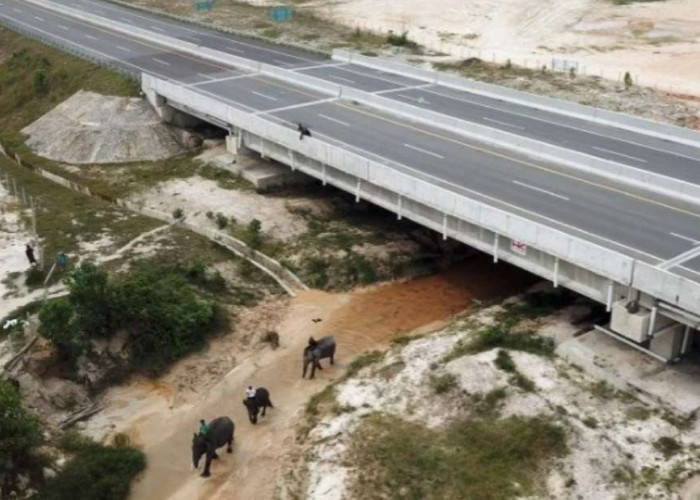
[{"left": 38, "top": 261, "right": 228, "bottom": 374}]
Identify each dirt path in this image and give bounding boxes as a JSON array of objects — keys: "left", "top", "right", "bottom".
[{"left": 85, "top": 256, "right": 533, "bottom": 499}]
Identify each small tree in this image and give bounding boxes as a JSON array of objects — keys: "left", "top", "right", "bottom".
[
  {"left": 38, "top": 298, "right": 84, "bottom": 366},
  {"left": 624, "top": 71, "right": 633, "bottom": 90},
  {"left": 66, "top": 263, "right": 120, "bottom": 338},
  {"left": 215, "top": 212, "right": 228, "bottom": 230}
]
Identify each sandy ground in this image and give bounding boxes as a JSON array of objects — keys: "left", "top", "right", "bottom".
[
  {"left": 128, "top": 175, "right": 310, "bottom": 240},
  {"left": 298, "top": 300, "right": 700, "bottom": 499},
  {"left": 82, "top": 256, "right": 533, "bottom": 500},
  {"left": 304, "top": 0, "right": 700, "bottom": 95}
]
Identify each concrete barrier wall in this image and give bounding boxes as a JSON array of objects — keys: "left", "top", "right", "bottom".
[
  {"left": 33, "top": 0, "right": 700, "bottom": 205},
  {"left": 632, "top": 262, "right": 700, "bottom": 314},
  {"left": 334, "top": 50, "right": 700, "bottom": 148}
]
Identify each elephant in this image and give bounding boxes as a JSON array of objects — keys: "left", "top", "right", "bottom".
[
  {"left": 192, "top": 416, "right": 234, "bottom": 478},
  {"left": 242, "top": 387, "right": 274, "bottom": 424},
  {"left": 303, "top": 335, "right": 336, "bottom": 379}
]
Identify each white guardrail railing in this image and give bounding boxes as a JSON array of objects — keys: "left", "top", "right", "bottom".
[
  {"left": 25, "top": 0, "right": 700, "bottom": 207},
  {"left": 143, "top": 73, "right": 700, "bottom": 317},
  {"left": 333, "top": 50, "right": 700, "bottom": 150}
]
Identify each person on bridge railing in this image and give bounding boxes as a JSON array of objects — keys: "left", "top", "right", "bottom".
[{"left": 298, "top": 123, "right": 311, "bottom": 141}]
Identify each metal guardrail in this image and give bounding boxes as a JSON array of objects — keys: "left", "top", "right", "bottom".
[{"left": 333, "top": 50, "right": 700, "bottom": 149}]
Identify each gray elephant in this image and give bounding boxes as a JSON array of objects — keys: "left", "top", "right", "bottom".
[
  {"left": 242, "top": 387, "right": 274, "bottom": 424},
  {"left": 303, "top": 336, "right": 336, "bottom": 379},
  {"left": 192, "top": 416, "right": 234, "bottom": 477}
]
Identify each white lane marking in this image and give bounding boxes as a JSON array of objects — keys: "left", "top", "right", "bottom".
[
  {"left": 84, "top": 34, "right": 97, "bottom": 40},
  {"left": 187, "top": 73, "right": 252, "bottom": 87},
  {"left": 396, "top": 94, "right": 431, "bottom": 105},
  {"left": 404, "top": 143, "right": 444, "bottom": 159},
  {"left": 196, "top": 72, "right": 216, "bottom": 81},
  {"left": 670, "top": 232, "right": 700, "bottom": 245},
  {"left": 322, "top": 64, "right": 420, "bottom": 88},
  {"left": 513, "top": 180, "right": 570, "bottom": 201},
  {"left": 251, "top": 91, "right": 278, "bottom": 101},
  {"left": 255, "top": 97, "right": 337, "bottom": 115},
  {"left": 116, "top": 45, "right": 131, "bottom": 52},
  {"left": 12, "top": 8, "right": 21, "bottom": 12},
  {"left": 425, "top": 86, "right": 700, "bottom": 164},
  {"left": 657, "top": 244, "right": 700, "bottom": 270},
  {"left": 227, "top": 45, "right": 245, "bottom": 54},
  {"left": 152, "top": 58, "right": 171, "bottom": 66},
  {"left": 267, "top": 111, "right": 664, "bottom": 263},
  {"left": 592, "top": 146, "right": 647, "bottom": 163},
  {"left": 326, "top": 74, "right": 356, "bottom": 84},
  {"left": 120, "top": 17, "right": 132, "bottom": 23},
  {"left": 190, "top": 36, "right": 202, "bottom": 42},
  {"left": 34, "top": 16, "right": 45, "bottom": 21},
  {"left": 151, "top": 26, "right": 166, "bottom": 32},
  {"left": 291, "top": 62, "right": 344, "bottom": 72},
  {"left": 374, "top": 83, "right": 433, "bottom": 95},
  {"left": 483, "top": 117, "right": 525, "bottom": 130},
  {"left": 318, "top": 114, "right": 350, "bottom": 127},
  {"left": 274, "top": 59, "right": 295, "bottom": 66},
  {"left": 58, "top": 24, "right": 69, "bottom": 30}
]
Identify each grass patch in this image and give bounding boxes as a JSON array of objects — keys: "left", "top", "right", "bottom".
[
  {"left": 445, "top": 319, "right": 554, "bottom": 362},
  {"left": 589, "top": 380, "right": 616, "bottom": 400},
  {"left": 350, "top": 413, "right": 567, "bottom": 499},
  {"left": 429, "top": 372, "right": 458, "bottom": 394},
  {"left": 626, "top": 406, "right": 652, "bottom": 421},
  {"left": 473, "top": 387, "right": 508, "bottom": 416},
  {"left": 346, "top": 350, "right": 384, "bottom": 378}
]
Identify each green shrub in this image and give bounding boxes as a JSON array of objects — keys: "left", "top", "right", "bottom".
[
  {"left": 0, "top": 380, "right": 41, "bottom": 491},
  {"left": 386, "top": 30, "right": 418, "bottom": 49},
  {"left": 430, "top": 373, "right": 458, "bottom": 394},
  {"left": 41, "top": 435, "right": 145, "bottom": 500},
  {"left": 494, "top": 349, "right": 516, "bottom": 372},
  {"left": 654, "top": 436, "right": 682, "bottom": 458},
  {"left": 25, "top": 267, "right": 45, "bottom": 288},
  {"left": 33, "top": 68, "right": 49, "bottom": 95},
  {"left": 65, "top": 263, "right": 120, "bottom": 338},
  {"left": 624, "top": 71, "right": 633, "bottom": 89},
  {"left": 119, "top": 263, "right": 217, "bottom": 373},
  {"left": 245, "top": 219, "right": 263, "bottom": 249},
  {"left": 172, "top": 208, "right": 184, "bottom": 220},
  {"left": 215, "top": 212, "right": 228, "bottom": 230}
]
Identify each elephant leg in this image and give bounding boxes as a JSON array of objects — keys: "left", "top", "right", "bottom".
[
  {"left": 315, "top": 361, "right": 323, "bottom": 371},
  {"left": 269, "top": 399, "right": 274, "bottom": 409},
  {"left": 212, "top": 451, "right": 220, "bottom": 459},
  {"left": 201, "top": 458, "right": 212, "bottom": 478},
  {"left": 330, "top": 354, "right": 335, "bottom": 365},
  {"left": 227, "top": 437, "right": 233, "bottom": 453},
  {"left": 261, "top": 406, "right": 266, "bottom": 417}
]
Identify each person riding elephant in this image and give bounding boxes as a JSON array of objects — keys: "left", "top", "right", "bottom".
[{"left": 192, "top": 417, "right": 234, "bottom": 478}]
